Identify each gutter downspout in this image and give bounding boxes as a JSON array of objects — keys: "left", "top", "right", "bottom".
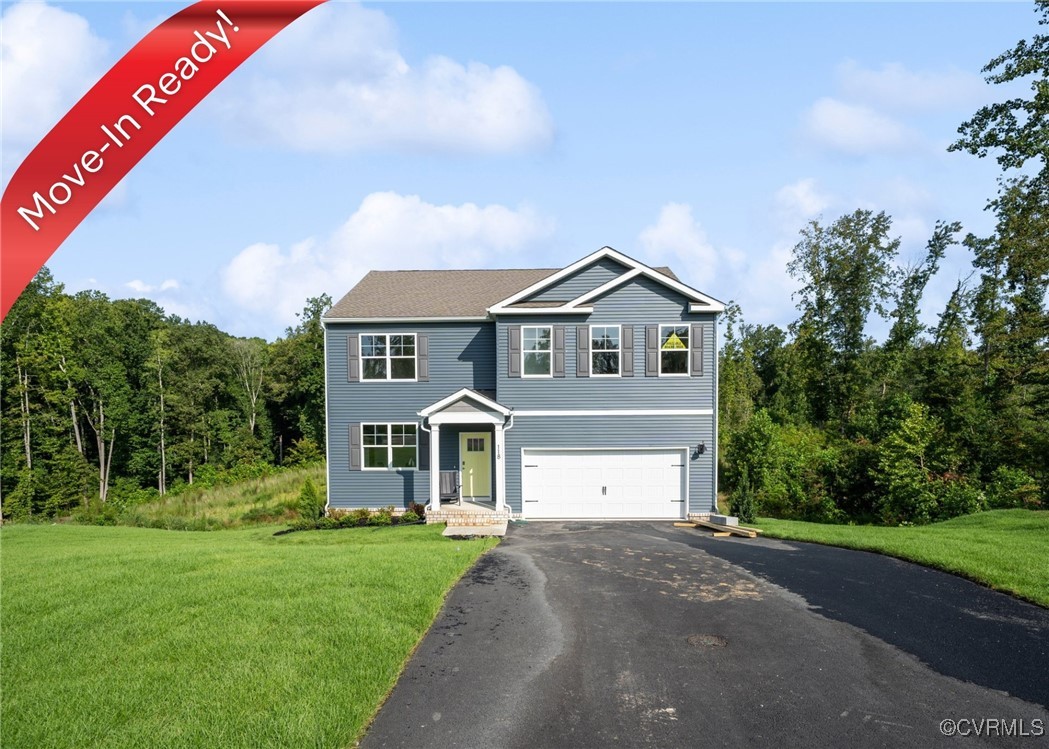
[{"left": 500, "top": 409, "right": 515, "bottom": 515}]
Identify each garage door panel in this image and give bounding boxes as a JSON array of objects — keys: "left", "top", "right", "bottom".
[{"left": 523, "top": 448, "right": 686, "bottom": 519}]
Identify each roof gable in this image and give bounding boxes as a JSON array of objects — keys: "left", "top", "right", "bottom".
[{"left": 489, "top": 247, "right": 724, "bottom": 315}]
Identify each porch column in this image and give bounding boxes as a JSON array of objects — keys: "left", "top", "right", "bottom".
[
  {"left": 429, "top": 424, "right": 441, "bottom": 510},
  {"left": 494, "top": 421, "right": 506, "bottom": 512}
]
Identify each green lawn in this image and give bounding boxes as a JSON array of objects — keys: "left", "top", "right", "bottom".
[
  {"left": 755, "top": 509, "right": 1049, "bottom": 607},
  {"left": 1, "top": 523, "right": 496, "bottom": 749}
]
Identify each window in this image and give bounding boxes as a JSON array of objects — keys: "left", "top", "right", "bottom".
[
  {"left": 591, "top": 325, "right": 621, "bottom": 376},
  {"left": 361, "top": 334, "right": 416, "bottom": 380},
  {"left": 659, "top": 325, "right": 689, "bottom": 375},
  {"left": 362, "top": 424, "right": 417, "bottom": 469},
  {"left": 466, "top": 437, "right": 485, "bottom": 452},
  {"left": 522, "top": 326, "right": 552, "bottom": 377}
]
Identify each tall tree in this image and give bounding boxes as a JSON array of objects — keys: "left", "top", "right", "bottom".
[{"left": 788, "top": 209, "right": 902, "bottom": 426}]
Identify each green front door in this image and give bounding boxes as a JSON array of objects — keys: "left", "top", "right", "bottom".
[{"left": 460, "top": 432, "right": 491, "bottom": 498}]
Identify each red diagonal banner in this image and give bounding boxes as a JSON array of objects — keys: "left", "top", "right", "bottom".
[{"left": 0, "top": 0, "right": 327, "bottom": 321}]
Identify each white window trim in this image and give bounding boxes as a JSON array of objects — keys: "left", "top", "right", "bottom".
[
  {"left": 521, "top": 325, "right": 554, "bottom": 379},
  {"left": 361, "top": 422, "right": 419, "bottom": 471},
  {"left": 589, "top": 324, "right": 622, "bottom": 378},
  {"left": 360, "top": 332, "right": 418, "bottom": 382},
  {"left": 658, "top": 324, "right": 690, "bottom": 377}
]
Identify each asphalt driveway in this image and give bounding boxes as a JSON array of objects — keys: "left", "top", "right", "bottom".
[{"left": 361, "top": 522, "right": 1049, "bottom": 748}]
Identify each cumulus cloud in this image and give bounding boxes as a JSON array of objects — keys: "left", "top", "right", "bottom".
[
  {"left": 216, "top": 3, "right": 553, "bottom": 154},
  {"left": 836, "top": 60, "right": 986, "bottom": 113},
  {"left": 774, "top": 178, "right": 831, "bottom": 228},
  {"left": 0, "top": 2, "right": 108, "bottom": 148},
  {"left": 221, "top": 192, "right": 555, "bottom": 328},
  {"left": 126, "top": 279, "right": 180, "bottom": 294},
  {"left": 801, "top": 97, "right": 916, "bottom": 155},
  {"left": 637, "top": 203, "right": 744, "bottom": 291}
]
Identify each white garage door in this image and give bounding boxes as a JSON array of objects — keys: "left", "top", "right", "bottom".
[{"left": 522, "top": 448, "right": 687, "bottom": 519}]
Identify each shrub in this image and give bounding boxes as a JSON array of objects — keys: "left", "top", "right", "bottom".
[
  {"left": 408, "top": 501, "right": 427, "bottom": 519},
  {"left": 985, "top": 466, "right": 1042, "bottom": 509},
  {"left": 729, "top": 468, "right": 756, "bottom": 524},
  {"left": 348, "top": 508, "right": 371, "bottom": 526},
  {"left": 285, "top": 437, "right": 324, "bottom": 467},
  {"left": 400, "top": 510, "right": 420, "bottom": 524},
  {"left": 368, "top": 507, "right": 393, "bottom": 526},
  {"left": 297, "top": 478, "right": 325, "bottom": 520},
  {"left": 934, "top": 477, "right": 986, "bottom": 520}
]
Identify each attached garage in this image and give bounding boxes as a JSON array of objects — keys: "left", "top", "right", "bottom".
[{"left": 521, "top": 448, "right": 687, "bottom": 519}]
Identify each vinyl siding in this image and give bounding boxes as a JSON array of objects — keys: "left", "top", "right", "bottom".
[
  {"left": 496, "top": 276, "right": 717, "bottom": 411},
  {"left": 326, "top": 321, "right": 495, "bottom": 509},
  {"left": 525, "top": 257, "right": 630, "bottom": 303},
  {"left": 504, "top": 415, "right": 714, "bottom": 515}
]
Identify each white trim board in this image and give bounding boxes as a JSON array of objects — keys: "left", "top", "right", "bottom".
[
  {"left": 513, "top": 409, "right": 713, "bottom": 417},
  {"left": 324, "top": 316, "right": 487, "bottom": 324}
]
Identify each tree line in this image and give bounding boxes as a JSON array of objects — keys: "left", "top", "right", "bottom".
[
  {"left": 2, "top": 3, "right": 1046, "bottom": 525},
  {"left": 1, "top": 279, "right": 330, "bottom": 519},
  {"left": 719, "top": 2, "right": 1047, "bottom": 524}
]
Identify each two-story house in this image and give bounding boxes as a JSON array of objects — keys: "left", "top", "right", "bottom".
[{"left": 323, "top": 247, "right": 724, "bottom": 522}]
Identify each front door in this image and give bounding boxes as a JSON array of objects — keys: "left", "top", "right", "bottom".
[{"left": 460, "top": 432, "right": 492, "bottom": 499}]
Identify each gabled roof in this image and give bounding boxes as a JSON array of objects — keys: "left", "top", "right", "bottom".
[
  {"left": 324, "top": 247, "right": 722, "bottom": 321},
  {"left": 418, "top": 388, "right": 511, "bottom": 418},
  {"left": 488, "top": 247, "right": 725, "bottom": 314}
]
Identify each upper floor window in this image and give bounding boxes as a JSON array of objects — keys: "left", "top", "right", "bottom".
[
  {"left": 361, "top": 334, "right": 416, "bottom": 380},
  {"left": 362, "top": 423, "right": 417, "bottom": 469},
  {"left": 522, "top": 326, "right": 552, "bottom": 377},
  {"left": 591, "top": 325, "right": 621, "bottom": 376},
  {"left": 659, "top": 325, "right": 689, "bottom": 375}
]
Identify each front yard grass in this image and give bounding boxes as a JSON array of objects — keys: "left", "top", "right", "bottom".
[
  {"left": 1, "top": 523, "right": 496, "bottom": 749},
  {"left": 755, "top": 509, "right": 1049, "bottom": 607}
]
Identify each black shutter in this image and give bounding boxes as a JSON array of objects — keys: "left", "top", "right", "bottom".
[
  {"left": 508, "top": 326, "right": 521, "bottom": 378},
  {"left": 576, "top": 325, "right": 590, "bottom": 377},
  {"left": 417, "top": 334, "right": 429, "bottom": 382},
  {"left": 622, "top": 325, "right": 634, "bottom": 377},
  {"left": 347, "top": 334, "right": 359, "bottom": 382},
  {"left": 417, "top": 426, "right": 430, "bottom": 470},
  {"left": 553, "top": 326, "right": 565, "bottom": 378},
  {"left": 690, "top": 324, "right": 703, "bottom": 376},
  {"left": 349, "top": 424, "right": 361, "bottom": 470},
  {"left": 645, "top": 325, "right": 658, "bottom": 376}
]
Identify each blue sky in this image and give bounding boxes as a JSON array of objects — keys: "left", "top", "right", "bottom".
[{"left": 1, "top": 1, "right": 1036, "bottom": 340}]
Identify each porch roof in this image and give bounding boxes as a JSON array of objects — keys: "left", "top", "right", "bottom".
[{"left": 418, "top": 388, "right": 511, "bottom": 424}]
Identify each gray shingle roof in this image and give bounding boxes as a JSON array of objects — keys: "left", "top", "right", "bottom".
[{"left": 325, "top": 265, "right": 679, "bottom": 319}]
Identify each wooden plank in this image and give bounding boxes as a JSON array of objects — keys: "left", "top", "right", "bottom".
[
  {"left": 691, "top": 519, "right": 757, "bottom": 538},
  {"left": 733, "top": 524, "right": 764, "bottom": 535},
  {"left": 673, "top": 522, "right": 698, "bottom": 528},
  {"left": 712, "top": 531, "right": 732, "bottom": 537}
]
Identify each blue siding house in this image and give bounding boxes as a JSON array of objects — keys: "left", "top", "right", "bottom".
[{"left": 323, "top": 247, "right": 724, "bottom": 520}]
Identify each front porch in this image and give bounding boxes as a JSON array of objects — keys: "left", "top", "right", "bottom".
[{"left": 419, "top": 389, "right": 512, "bottom": 528}]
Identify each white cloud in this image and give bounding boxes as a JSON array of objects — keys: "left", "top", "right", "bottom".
[
  {"left": 801, "top": 97, "right": 916, "bottom": 155},
  {"left": 0, "top": 2, "right": 108, "bottom": 147},
  {"left": 221, "top": 192, "right": 555, "bottom": 328},
  {"left": 774, "top": 178, "right": 831, "bottom": 228},
  {"left": 836, "top": 60, "right": 986, "bottom": 113},
  {"left": 637, "top": 203, "right": 744, "bottom": 291},
  {"left": 216, "top": 3, "right": 553, "bottom": 154},
  {"left": 126, "top": 279, "right": 180, "bottom": 294}
]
